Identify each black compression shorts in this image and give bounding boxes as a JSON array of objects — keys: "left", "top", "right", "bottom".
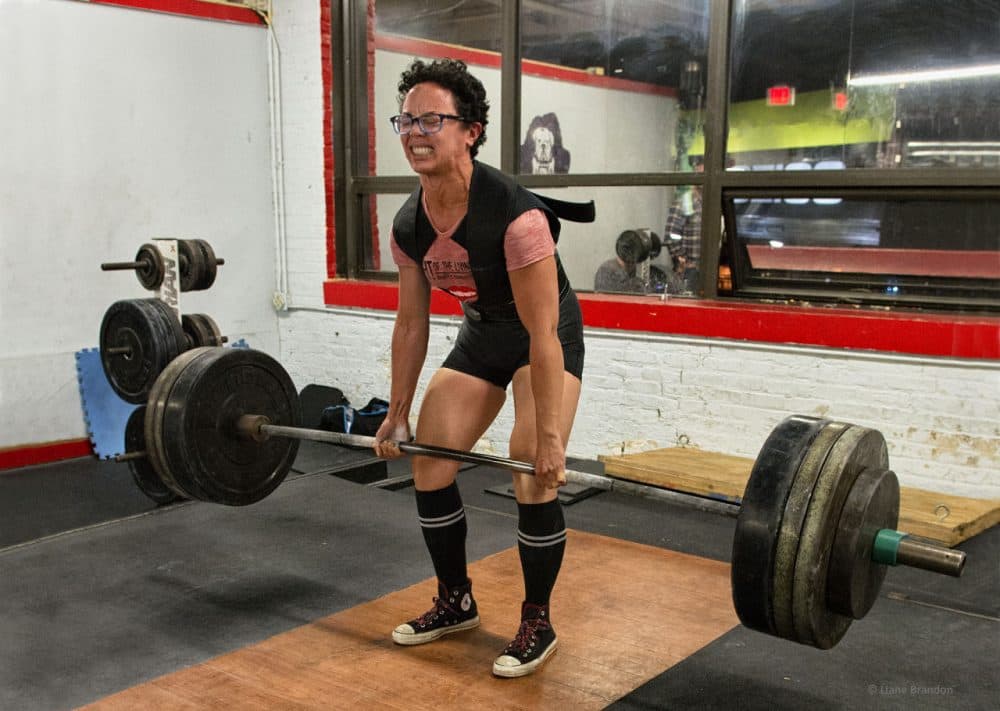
[{"left": 442, "top": 289, "right": 585, "bottom": 389}]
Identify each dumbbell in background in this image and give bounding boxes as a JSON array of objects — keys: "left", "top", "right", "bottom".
[{"left": 101, "top": 239, "right": 223, "bottom": 292}]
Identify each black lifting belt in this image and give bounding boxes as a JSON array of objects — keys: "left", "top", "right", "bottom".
[{"left": 533, "top": 193, "right": 596, "bottom": 223}]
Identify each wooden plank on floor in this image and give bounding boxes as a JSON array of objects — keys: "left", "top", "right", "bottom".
[
  {"left": 599, "top": 447, "right": 1000, "bottom": 546},
  {"left": 896, "top": 487, "right": 1000, "bottom": 547},
  {"left": 82, "top": 530, "right": 738, "bottom": 710},
  {"left": 600, "top": 447, "right": 751, "bottom": 503}
]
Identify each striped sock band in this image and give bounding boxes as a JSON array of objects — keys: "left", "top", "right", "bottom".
[
  {"left": 517, "top": 499, "right": 567, "bottom": 607},
  {"left": 415, "top": 482, "right": 468, "bottom": 589}
]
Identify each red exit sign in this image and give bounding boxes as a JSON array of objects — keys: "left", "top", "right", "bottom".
[{"left": 766, "top": 85, "right": 796, "bottom": 106}]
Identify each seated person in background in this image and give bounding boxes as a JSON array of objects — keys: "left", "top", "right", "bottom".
[
  {"left": 594, "top": 255, "right": 645, "bottom": 293},
  {"left": 655, "top": 253, "right": 688, "bottom": 295}
]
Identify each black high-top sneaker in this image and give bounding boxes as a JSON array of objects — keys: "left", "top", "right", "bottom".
[
  {"left": 492, "top": 602, "right": 557, "bottom": 677},
  {"left": 392, "top": 580, "right": 479, "bottom": 645}
]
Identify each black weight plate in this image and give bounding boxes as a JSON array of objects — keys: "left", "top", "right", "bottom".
[
  {"left": 145, "top": 347, "right": 213, "bottom": 500},
  {"left": 195, "top": 313, "right": 223, "bottom": 346},
  {"left": 99, "top": 299, "right": 176, "bottom": 404},
  {"left": 193, "top": 239, "right": 218, "bottom": 291},
  {"left": 146, "top": 298, "right": 185, "bottom": 357},
  {"left": 162, "top": 348, "right": 299, "bottom": 506},
  {"left": 182, "top": 313, "right": 223, "bottom": 349},
  {"left": 772, "top": 421, "right": 851, "bottom": 640},
  {"left": 792, "top": 425, "right": 889, "bottom": 649},
  {"left": 731, "top": 415, "right": 828, "bottom": 636},
  {"left": 178, "top": 239, "right": 205, "bottom": 293},
  {"left": 827, "top": 466, "right": 899, "bottom": 620},
  {"left": 615, "top": 229, "right": 650, "bottom": 263},
  {"left": 124, "top": 405, "right": 180, "bottom": 505},
  {"left": 135, "top": 243, "right": 165, "bottom": 290}
]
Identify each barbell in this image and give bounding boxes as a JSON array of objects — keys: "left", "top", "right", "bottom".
[
  {"left": 101, "top": 239, "right": 224, "bottom": 292},
  {"left": 123, "top": 345, "right": 966, "bottom": 650}
]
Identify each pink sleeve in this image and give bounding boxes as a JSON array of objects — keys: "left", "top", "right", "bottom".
[
  {"left": 390, "top": 229, "right": 418, "bottom": 268},
  {"left": 504, "top": 209, "right": 555, "bottom": 271}
]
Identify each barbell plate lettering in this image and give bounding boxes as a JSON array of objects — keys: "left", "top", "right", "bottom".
[
  {"left": 731, "top": 415, "right": 828, "bottom": 637},
  {"left": 791, "top": 425, "right": 888, "bottom": 649},
  {"left": 826, "top": 466, "right": 899, "bottom": 619},
  {"left": 772, "top": 421, "right": 851, "bottom": 640}
]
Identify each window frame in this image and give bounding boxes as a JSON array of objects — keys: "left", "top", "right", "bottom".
[{"left": 327, "top": 0, "right": 1000, "bottom": 359}]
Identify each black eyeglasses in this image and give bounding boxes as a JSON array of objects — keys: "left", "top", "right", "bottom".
[{"left": 389, "top": 112, "right": 469, "bottom": 135}]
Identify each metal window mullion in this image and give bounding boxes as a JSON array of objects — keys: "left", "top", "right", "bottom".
[
  {"left": 698, "top": 0, "right": 733, "bottom": 299},
  {"left": 501, "top": 0, "right": 521, "bottom": 174},
  {"left": 335, "top": 0, "right": 366, "bottom": 278}
]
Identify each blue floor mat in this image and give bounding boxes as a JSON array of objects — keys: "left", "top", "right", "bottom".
[{"left": 75, "top": 339, "right": 249, "bottom": 459}]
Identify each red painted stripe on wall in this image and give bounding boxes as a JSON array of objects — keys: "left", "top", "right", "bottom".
[
  {"left": 0, "top": 439, "right": 94, "bottom": 471},
  {"left": 323, "top": 279, "right": 1000, "bottom": 360},
  {"left": 321, "top": 1, "right": 337, "bottom": 278},
  {"left": 88, "top": 0, "right": 265, "bottom": 25},
  {"left": 375, "top": 33, "right": 676, "bottom": 97}
]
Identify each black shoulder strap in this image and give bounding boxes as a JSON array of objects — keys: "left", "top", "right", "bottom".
[
  {"left": 533, "top": 193, "right": 596, "bottom": 223},
  {"left": 392, "top": 187, "right": 438, "bottom": 263}
]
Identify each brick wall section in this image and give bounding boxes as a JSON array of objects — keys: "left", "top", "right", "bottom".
[{"left": 280, "top": 309, "right": 1000, "bottom": 500}]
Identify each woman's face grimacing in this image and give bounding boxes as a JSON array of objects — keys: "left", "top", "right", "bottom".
[{"left": 399, "top": 82, "right": 480, "bottom": 176}]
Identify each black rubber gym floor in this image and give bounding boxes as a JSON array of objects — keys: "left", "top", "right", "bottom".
[{"left": 1, "top": 442, "right": 996, "bottom": 710}]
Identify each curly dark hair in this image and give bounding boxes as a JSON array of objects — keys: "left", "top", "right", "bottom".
[{"left": 397, "top": 58, "right": 489, "bottom": 158}]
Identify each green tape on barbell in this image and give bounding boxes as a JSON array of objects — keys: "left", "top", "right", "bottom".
[{"left": 872, "top": 529, "right": 907, "bottom": 566}]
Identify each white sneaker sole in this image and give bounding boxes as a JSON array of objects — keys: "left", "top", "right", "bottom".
[
  {"left": 391, "top": 616, "right": 480, "bottom": 646},
  {"left": 492, "top": 638, "right": 558, "bottom": 678}
]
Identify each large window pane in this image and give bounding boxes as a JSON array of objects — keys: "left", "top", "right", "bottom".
[
  {"left": 728, "top": 195, "right": 1000, "bottom": 309},
  {"left": 520, "top": 1, "right": 709, "bottom": 174},
  {"left": 727, "top": 0, "right": 1000, "bottom": 169},
  {"left": 371, "top": 1, "right": 502, "bottom": 176}
]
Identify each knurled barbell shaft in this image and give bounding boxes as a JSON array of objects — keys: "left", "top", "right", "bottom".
[
  {"left": 237, "top": 416, "right": 740, "bottom": 517},
  {"left": 238, "top": 416, "right": 966, "bottom": 578}
]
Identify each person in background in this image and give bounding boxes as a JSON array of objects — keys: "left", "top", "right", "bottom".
[
  {"left": 373, "top": 58, "right": 585, "bottom": 679},
  {"left": 594, "top": 253, "right": 645, "bottom": 293},
  {"left": 664, "top": 158, "right": 703, "bottom": 292}
]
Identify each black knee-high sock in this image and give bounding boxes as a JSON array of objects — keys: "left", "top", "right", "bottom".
[
  {"left": 517, "top": 500, "right": 566, "bottom": 607},
  {"left": 415, "top": 482, "right": 468, "bottom": 590}
]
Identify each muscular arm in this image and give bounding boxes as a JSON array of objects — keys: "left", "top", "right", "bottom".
[
  {"left": 509, "top": 255, "right": 566, "bottom": 487},
  {"left": 374, "top": 264, "right": 430, "bottom": 455}
]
